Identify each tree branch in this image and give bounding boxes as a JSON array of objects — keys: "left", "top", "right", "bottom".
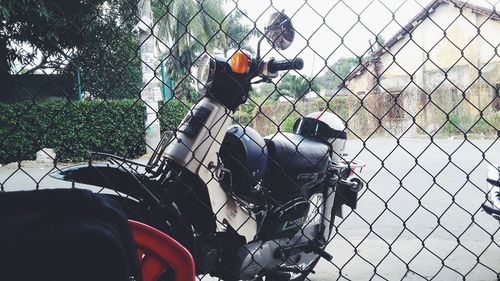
[{"left": 21, "top": 55, "right": 48, "bottom": 75}]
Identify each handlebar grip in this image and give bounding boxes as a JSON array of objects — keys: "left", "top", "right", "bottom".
[{"left": 268, "top": 58, "right": 304, "bottom": 73}]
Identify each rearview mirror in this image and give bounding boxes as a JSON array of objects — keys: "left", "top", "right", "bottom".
[{"left": 264, "top": 11, "right": 295, "bottom": 50}]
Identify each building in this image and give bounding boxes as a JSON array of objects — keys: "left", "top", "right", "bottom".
[{"left": 341, "top": 0, "right": 500, "bottom": 136}]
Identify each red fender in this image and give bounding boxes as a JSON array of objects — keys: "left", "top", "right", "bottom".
[{"left": 128, "top": 220, "right": 195, "bottom": 281}]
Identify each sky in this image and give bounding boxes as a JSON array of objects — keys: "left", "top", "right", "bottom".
[{"left": 225, "top": 0, "right": 498, "bottom": 77}]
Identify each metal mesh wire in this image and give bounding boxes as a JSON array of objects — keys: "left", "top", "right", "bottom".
[{"left": 1, "top": 0, "right": 499, "bottom": 280}]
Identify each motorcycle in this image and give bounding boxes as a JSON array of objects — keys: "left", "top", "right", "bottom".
[
  {"left": 51, "top": 11, "right": 365, "bottom": 281},
  {"left": 483, "top": 164, "right": 500, "bottom": 221}
]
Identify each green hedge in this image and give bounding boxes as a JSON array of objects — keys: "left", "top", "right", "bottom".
[
  {"left": 0, "top": 99, "right": 192, "bottom": 164},
  {"left": 0, "top": 100, "right": 147, "bottom": 164},
  {"left": 157, "top": 99, "right": 191, "bottom": 133}
]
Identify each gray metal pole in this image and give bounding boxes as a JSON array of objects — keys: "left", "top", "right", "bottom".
[
  {"left": 75, "top": 66, "right": 82, "bottom": 100},
  {"left": 137, "top": 0, "right": 162, "bottom": 154}
]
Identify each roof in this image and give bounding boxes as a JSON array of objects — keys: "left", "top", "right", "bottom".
[{"left": 341, "top": 0, "right": 500, "bottom": 85}]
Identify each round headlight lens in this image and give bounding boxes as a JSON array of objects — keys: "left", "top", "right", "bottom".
[{"left": 197, "top": 54, "right": 216, "bottom": 90}]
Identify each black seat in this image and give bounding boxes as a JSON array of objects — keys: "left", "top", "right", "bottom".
[{"left": 264, "top": 132, "right": 330, "bottom": 199}]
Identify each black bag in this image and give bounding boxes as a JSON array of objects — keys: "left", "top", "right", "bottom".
[{"left": 0, "top": 188, "right": 141, "bottom": 281}]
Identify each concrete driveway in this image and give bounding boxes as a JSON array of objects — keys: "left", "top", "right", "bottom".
[{"left": 314, "top": 137, "right": 500, "bottom": 281}]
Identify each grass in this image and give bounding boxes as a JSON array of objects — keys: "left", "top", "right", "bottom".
[{"left": 440, "top": 112, "right": 499, "bottom": 136}]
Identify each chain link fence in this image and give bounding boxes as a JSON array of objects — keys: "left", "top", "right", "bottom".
[{"left": 1, "top": 0, "right": 499, "bottom": 280}]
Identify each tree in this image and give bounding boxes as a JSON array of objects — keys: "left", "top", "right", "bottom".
[
  {"left": 258, "top": 82, "right": 278, "bottom": 99},
  {"left": 276, "top": 73, "right": 320, "bottom": 99},
  {"left": 153, "top": 0, "right": 256, "bottom": 100},
  {"left": 317, "top": 36, "right": 384, "bottom": 93},
  {"left": 0, "top": 0, "right": 142, "bottom": 99},
  {"left": 71, "top": 0, "right": 142, "bottom": 99},
  {"left": 220, "top": 11, "right": 257, "bottom": 56},
  {"left": 318, "top": 57, "right": 359, "bottom": 91},
  {"left": 0, "top": 0, "right": 106, "bottom": 75}
]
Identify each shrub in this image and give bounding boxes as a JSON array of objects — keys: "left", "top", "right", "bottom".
[
  {"left": 157, "top": 98, "right": 191, "bottom": 133},
  {"left": 0, "top": 100, "right": 146, "bottom": 164},
  {"left": 281, "top": 113, "right": 299, "bottom": 132},
  {"left": 251, "top": 96, "right": 349, "bottom": 135},
  {"left": 440, "top": 111, "right": 500, "bottom": 136}
]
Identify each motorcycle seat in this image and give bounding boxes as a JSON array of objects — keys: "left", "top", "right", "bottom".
[{"left": 264, "top": 132, "right": 330, "bottom": 197}]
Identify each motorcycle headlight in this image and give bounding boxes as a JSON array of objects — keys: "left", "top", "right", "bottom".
[{"left": 196, "top": 54, "right": 216, "bottom": 90}]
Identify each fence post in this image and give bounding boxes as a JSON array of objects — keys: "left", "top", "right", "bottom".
[
  {"left": 161, "top": 62, "right": 173, "bottom": 100},
  {"left": 137, "top": 0, "right": 162, "bottom": 154},
  {"left": 75, "top": 66, "right": 82, "bottom": 100}
]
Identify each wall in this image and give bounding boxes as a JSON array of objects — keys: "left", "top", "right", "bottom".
[{"left": 342, "top": 2, "right": 500, "bottom": 137}]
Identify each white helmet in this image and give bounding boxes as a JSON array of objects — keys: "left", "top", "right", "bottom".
[{"left": 293, "top": 111, "right": 347, "bottom": 163}]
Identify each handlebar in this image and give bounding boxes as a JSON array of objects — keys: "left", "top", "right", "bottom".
[{"left": 267, "top": 58, "right": 304, "bottom": 73}]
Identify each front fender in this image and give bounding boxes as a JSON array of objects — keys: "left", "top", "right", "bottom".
[{"left": 50, "top": 164, "right": 158, "bottom": 203}]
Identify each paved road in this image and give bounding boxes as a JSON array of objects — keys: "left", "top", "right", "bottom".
[
  {"left": 314, "top": 137, "right": 500, "bottom": 281},
  {"left": 1, "top": 137, "right": 499, "bottom": 280}
]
